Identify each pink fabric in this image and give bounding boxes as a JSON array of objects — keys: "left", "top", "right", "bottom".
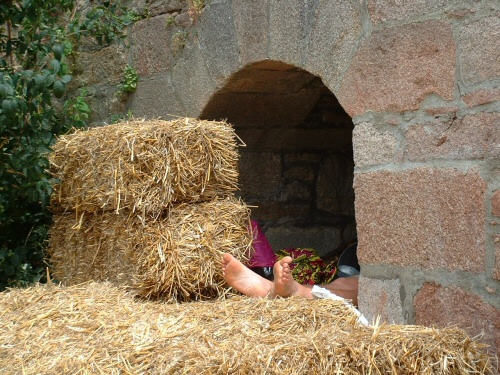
[{"left": 247, "top": 220, "right": 277, "bottom": 267}]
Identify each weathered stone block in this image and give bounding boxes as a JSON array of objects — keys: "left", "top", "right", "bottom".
[
  {"left": 171, "top": 41, "right": 216, "bottom": 117},
  {"left": 406, "top": 112, "right": 500, "bottom": 161},
  {"left": 268, "top": 0, "right": 317, "bottom": 68},
  {"left": 316, "top": 155, "right": 355, "bottom": 215},
  {"left": 238, "top": 152, "right": 282, "bottom": 200},
  {"left": 414, "top": 283, "right": 500, "bottom": 356},
  {"left": 131, "top": 15, "right": 171, "bottom": 77},
  {"left": 265, "top": 225, "right": 342, "bottom": 257},
  {"left": 84, "top": 86, "right": 126, "bottom": 124},
  {"left": 494, "top": 234, "right": 500, "bottom": 281},
  {"left": 358, "top": 277, "right": 404, "bottom": 325},
  {"left": 127, "top": 0, "right": 183, "bottom": 17},
  {"left": 284, "top": 181, "right": 311, "bottom": 202},
  {"left": 367, "top": 0, "right": 457, "bottom": 25},
  {"left": 338, "top": 20, "right": 455, "bottom": 117},
  {"left": 250, "top": 202, "right": 311, "bottom": 223},
  {"left": 284, "top": 165, "right": 315, "bottom": 183},
  {"left": 74, "top": 45, "right": 127, "bottom": 87},
  {"left": 492, "top": 191, "right": 500, "bottom": 218},
  {"left": 222, "top": 69, "right": 316, "bottom": 94},
  {"left": 354, "top": 168, "right": 487, "bottom": 272},
  {"left": 198, "top": 0, "right": 240, "bottom": 86},
  {"left": 353, "top": 122, "right": 399, "bottom": 167},
  {"left": 232, "top": 0, "right": 269, "bottom": 65},
  {"left": 130, "top": 75, "right": 185, "bottom": 119},
  {"left": 459, "top": 16, "right": 500, "bottom": 85},
  {"left": 174, "top": 12, "right": 193, "bottom": 28},
  {"left": 462, "top": 87, "right": 500, "bottom": 107},
  {"left": 304, "top": 0, "right": 362, "bottom": 90}
]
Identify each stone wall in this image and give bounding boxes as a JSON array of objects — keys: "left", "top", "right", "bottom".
[{"left": 77, "top": 0, "right": 500, "bottom": 356}]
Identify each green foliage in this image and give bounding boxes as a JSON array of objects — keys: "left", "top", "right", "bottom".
[
  {"left": 118, "top": 65, "right": 138, "bottom": 95},
  {"left": 166, "top": 15, "right": 176, "bottom": 27},
  {"left": 110, "top": 109, "right": 134, "bottom": 124},
  {"left": 0, "top": 0, "right": 133, "bottom": 290}
]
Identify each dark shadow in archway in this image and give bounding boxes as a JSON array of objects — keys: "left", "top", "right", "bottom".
[{"left": 200, "top": 60, "right": 355, "bottom": 261}]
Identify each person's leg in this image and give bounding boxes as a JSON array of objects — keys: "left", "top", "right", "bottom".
[
  {"left": 222, "top": 253, "right": 273, "bottom": 297},
  {"left": 222, "top": 254, "right": 359, "bottom": 306},
  {"left": 272, "top": 256, "right": 359, "bottom": 306}
]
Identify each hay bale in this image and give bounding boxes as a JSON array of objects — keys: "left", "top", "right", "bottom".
[
  {"left": 49, "top": 118, "right": 240, "bottom": 217},
  {"left": 0, "top": 282, "right": 495, "bottom": 375},
  {"left": 48, "top": 196, "right": 252, "bottom": 301}
]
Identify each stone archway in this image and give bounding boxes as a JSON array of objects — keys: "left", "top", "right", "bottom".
[
  {"left": 200, "top": 60, "right": 356, "bottom": 259},
  {"left": 127, "top": 0, "right": 500, "bottom": 353}
]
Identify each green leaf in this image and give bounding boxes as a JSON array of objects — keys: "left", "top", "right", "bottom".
[
  {"left": 52, "top": 45, "right": 63, "bottom": 61},
  {"left": 60, "top": 75, "right": 72, "bottom": 84},
  {"left": 50, "top": 59, "right": 61, "bottom": 74}
]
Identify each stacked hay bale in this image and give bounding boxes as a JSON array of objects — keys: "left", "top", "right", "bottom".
[
  {"left": 0, "top": 282, "right": 496, "bottom": 374},
  {"left": 48, "top": 118, "right": 252, "bottom": 301}
]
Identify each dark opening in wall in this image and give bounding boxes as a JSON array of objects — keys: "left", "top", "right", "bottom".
[{"left": 201, "top": 60, "right": 355, "bottom": 261}]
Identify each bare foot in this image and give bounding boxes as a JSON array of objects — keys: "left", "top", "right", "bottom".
[
  {"left": 271, "top": 256, "right": 299, "bottom": 297},
  {"left": 271, "top": 256, "right": 314, "bottom": 298},
  {"left": 222, "top": 253, "right": 272, "bottom": 297}
]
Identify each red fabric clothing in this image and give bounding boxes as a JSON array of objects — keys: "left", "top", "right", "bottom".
[{"left": 247, "top": 220, "right": 277, "bottom": 267}]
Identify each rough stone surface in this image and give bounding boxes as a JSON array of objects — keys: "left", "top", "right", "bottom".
[
  {"left": 337, "top": 20, "right": 455, "bottom": 117},
  {"left": 462, "top": 87, "right": 500, "bottom": 107},
  {"left": 232, "top": 0, "right": 269, "bottom": 65},
  {"left": 249, "top": 202, "right": 311, "bottom": 223},
  {"left": 367, "top": 0, "right": 458, "bottom": 25},
  {"left": 127, "top": 0, "right": 184, "bottom": 17},
  {"left": 459, "top": 16, "right": 500, "bottom": 85},
  {"left": 304, "top": 0, "right": 362, "bottom": 91},
  {"left": 316, "top": 155, "right": 355, "bottom": 215},
  {"left": 406, "top": 112, "right": 500, "bottom": 161},
  {"left": 198, "top": 0, "right": 241, "bottom": 86},
  {"left": 171, "top": 41, "right": 216, "bottom": 117},
  {"left": 238, "top": 152, "right": 282, "bottom": 200},
  {"left": 494, "top": 235, "right": 500, "bottom": 281},
  {"left": 353, "top": 122, "right": 399, "bottom": 167},
  {"left": 358, "top": 277, "right": 404, "bottom": 325},
  {"left": 414, "top": 283, "right": 500, "bottom": 356},
  {"left": 265, "top": 225, "right": 342, "bottom": 257},
  {"left": 492, "top": 190, "right": 500, "bottom": 217},
  {"left": 74, "top": 45, "right": 127, "bottom": 87},
  {"left": 130, "top": 75, "right": 185, "bottom": 119},
  {"left": 174, "top": 12, "right": 193, "bottom": 28},
  {"left": 268, "top": 0, "right": 317, "bottom": 68},
  {"left": 222, "top": 69, "right": 316, "bottom": 94},
  {"left": 354, "top": 168, "right": 487, "bottom": 272},
  {"left": 284, "top": 165, "right": 315, "bottom": 183},
  {"left": 284, "top": 181, "right": 311, "bottom": 202},
  {"left": 85, "top": 86, "right": 127, "bottom": 124},
  {"left": 131, "top": 15, "right": 171, "bottom": 77}
]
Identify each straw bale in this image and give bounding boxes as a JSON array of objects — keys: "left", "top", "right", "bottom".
[
  {"left": 49, "top": 118, "right": 240, "bottom": 217},
  {"left": 48, "top": 196, "right": 252, "bottom": 301},
  {"left": 0, "top": 282, "right": 495, "bottom": 375}
]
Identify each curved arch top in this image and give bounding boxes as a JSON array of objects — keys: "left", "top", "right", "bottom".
[
  {"left": 168, "top": 0, "right": 363, "bottom": 119},
  {"left": 163, "top": 0, "right": 459, "bottom": 121}
]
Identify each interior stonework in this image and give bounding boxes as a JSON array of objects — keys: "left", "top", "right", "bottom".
[
  {"left": 201, "top": 61, "right": 356, "bottom": 259},
  {"left": 77, "top": 0, "right": 500, "bottom": 355}
]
